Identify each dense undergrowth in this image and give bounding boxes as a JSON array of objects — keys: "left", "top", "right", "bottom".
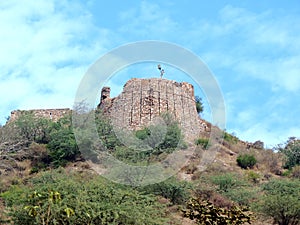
[{"left": 0, "top": 109, "right": 300, "bottom": 224}]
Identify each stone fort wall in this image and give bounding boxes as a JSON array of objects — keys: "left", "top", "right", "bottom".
[
  {"left": 98, "top": 78, "right": 209, "bottom": 140},
  {"left": 9, "top": 108, "right": 71, "bottom": 122}
]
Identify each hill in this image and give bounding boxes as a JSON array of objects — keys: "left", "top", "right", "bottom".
[{"left": 0, "top": 78, "right": 299, "bottom": 225}]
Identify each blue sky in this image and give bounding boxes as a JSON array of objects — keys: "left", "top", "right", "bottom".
[{"left": 1, "top": 0, "right": 300, "bottom": 148}]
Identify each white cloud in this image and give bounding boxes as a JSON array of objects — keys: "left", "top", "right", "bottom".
[
  {"left": 118, "top": 1, "right": 178, "bottom": 40},
  {"left": 0, "top": 0, "right": 111, "bottom": 124}
]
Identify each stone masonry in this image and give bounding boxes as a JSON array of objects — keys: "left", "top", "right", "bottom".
[
  {"left": 9, "top": 108, "right": 71, "bottom": 122},
  {"left": 98, "top": 78, "right": 209, "bottom": 141}
]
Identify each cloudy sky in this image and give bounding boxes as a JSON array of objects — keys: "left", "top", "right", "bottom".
[{"left": 1, "top": 0, "right": 300, "bottom": 148}]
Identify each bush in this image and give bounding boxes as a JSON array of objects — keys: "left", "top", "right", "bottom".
[
  {"left": 141, "top": 177, "right": 190, "bottom": 205},
  {"left": 183, "top": 198, "right": 252, "bottom": 225},
  {"left": 1, "top": 170, "right": 169, "bottom": 225},
  {"left": 195, "top": 138, "right": 210, "bottom": 149},
  {"left": 14, "top": 111, "right": 53, "bottom": 143},
  {"left": 237, "top": 154, "right": 257, "bottom": 169},
  {"left": 47, "top": 127, "right": 79, "bottom": 167},
  {"left": 256, "top": 179, "right": 300, "bottom": 225},
  {"left": 211, "top": 173, "right": 239, "bottom": 192},
  {"left": 276, "top": 138, "right": 300, "bottom": 169},
  {"left": 291, "top": 165, "right": 300, "bottom": 178},
  {"left": 246, "top": 171, "right": 260, "bottom": 183},
  {"left": 223, "top": 131, "right": 239, "bottom": 144}
]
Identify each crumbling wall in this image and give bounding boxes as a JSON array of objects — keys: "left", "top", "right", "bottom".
[
  {"left": 99, "top": 78, "right": 207, "bottom": 140},
  {"left": 9, "top": 108, "right": 71, "bottom": 122}
]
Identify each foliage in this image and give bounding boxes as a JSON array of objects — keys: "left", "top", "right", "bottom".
[
  {"left": 183, "top": 198, "right": 252, "bottom": 225},
  {"left": 291, "top": 165, "right": 300, "bottom": 178},
  {"left": 15, "top": 111, "right": 53, "bottom": 143},
  {"left": 223, "top": 131, "right": 239, "bottom": 144},
  {"left": 140, "top": 177, "right": 190, "bottom": 205},
  {"left": 211, "top": 173, "right": 239, "bottom": 193},
  {"left": 157, "top": 113, "right": 184, "bottom": 150},
  {"left": 246, "top": 171, "right": 260, "bottom": 184},
  {"left": 237, "top": 154, "right": 257, "bottom": 169},
  {"left": 135, "top": 127, "right": 151, "bottom": 140},
  {"left": 256, "top": 179, "right": 300, "bottom": 225},
  {"left": 28, "top": 143, "right": 50, "bottom": 173},
  {"left": 106, "top": 112, "right": 186, "bottom": 164},
  {"left": 195, "top": 96, "right": 204, "bottom": 114},
  {"left": 1, "top": 170, "right": 168, "bottom": 225},
  {"left": 277, "top": 137, "right": 300, "bottom": 169},
  {"left": 47, "top": 115, "right": 80, "bottom": 167},
  {"left": 95, "top": 110, "right": 121, "bottom": 151},
  {"left": 195, "top": 138, "right": 210, "bottom": 149}
]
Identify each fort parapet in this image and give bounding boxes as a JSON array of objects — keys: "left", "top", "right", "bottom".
[
  {"left": 98, "top": 78, "right": 209, "bottom": 140},
  {"left": 9, "top": 108, "right": 71, "bottom": 122}
]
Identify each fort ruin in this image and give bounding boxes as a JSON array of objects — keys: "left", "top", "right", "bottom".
[{"left": 98, "top": 78, "right": 210, "bottom": 140}]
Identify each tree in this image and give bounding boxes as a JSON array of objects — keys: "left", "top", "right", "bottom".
[
  {"left": 47, "top": 115, "right": 80, "bottom": 167},
  {"left": 257, "top": 179, "right": 300, "bottom": 225},
  {"left": 195, "top": 96, "right": 204, "bottom": 114},
  {"left": 277, "top": 137, "right": 300, "bottom": 169},
  {"left": 15, "top": 112, "right": 53, "bottom": 143}
]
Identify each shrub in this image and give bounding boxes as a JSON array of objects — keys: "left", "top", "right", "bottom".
[
  {"left": 256, "top": 179, "right": 300, "bottom": 225},
  {"left": 276, "top": 138, "right": 300, "bottom": 169},
  {"left": 237, "top": 154, "right": 257, "bottom": 169},
  {"left": 246, "top": 171, "right": 260, "bottom": 183},
  {"left": 14, "top": 112, "right": 53, "bottom": 143},
  {"left": 211, "top": 173, "right": 239, "bottom": 192},
  {"left": 183, "top": 198, "right": 252, "bottom": 225},
  {"left": 223, "top": 131, "right": 239, "bottom": 144},
  {"left": 1, "top": 170, "right": 169, "bottom": 225},
  {"left": 140, "top": 177, "right": 190, "bottom": 205},
  {"left": 291, "top": 165, "right": 300, "bottom": 178},
  {"left": 47, "top": 127, "right": 79, "bottom": 167},
  {"left": 195, "top": 138, "right": 210, "bottom": 149}
]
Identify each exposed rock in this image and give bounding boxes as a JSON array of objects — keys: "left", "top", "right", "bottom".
[{"left": 252, "top": 140, "right": 264, "bottom": 149}]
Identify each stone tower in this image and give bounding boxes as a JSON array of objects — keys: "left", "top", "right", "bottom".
[{"left": 98, "top": 78, "right": 208, "bottom": 141}]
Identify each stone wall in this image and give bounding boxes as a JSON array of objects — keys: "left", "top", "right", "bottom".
[
  {"left": 98, "top": 78, "right": 208, "bottom": 140},
  {"left": 9, "top": 108, "right": 71, "bottom": 122}
]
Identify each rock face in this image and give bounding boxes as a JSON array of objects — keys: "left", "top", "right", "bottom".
[{"left": 98, "top": 78, "right": 209, "bottom": 140}]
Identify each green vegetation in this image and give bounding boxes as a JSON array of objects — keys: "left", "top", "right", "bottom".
[
  {"left": 276, "top": 138, "right": 300, "bottom": 169},
  {"left": 237, "top": 154, "right": 257, "bottom": 169},
  {"left": 140, "top": 177, "right": 190, "bottom": 205},
  {"left": 255, "top": 179, "right": 300, "bottom": 225},
  {"left": 195, "top": 96, "right": 204, "bottom": 114},
  {"left": 1, "top": 170, "right": 169, "bottom": 225},
  {"left": 1, "top": 108, "right": 300, "bottom": 225},
  {"left": 223, "top": 131, "right": 239, "bottom": 144},
  {"left": 183, "top": 198, "right": 252, "bottom": 225},
  {"left": 195, "top": 138, "right": 210, "bottom": 149}
]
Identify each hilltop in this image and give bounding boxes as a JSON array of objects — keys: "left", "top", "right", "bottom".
[{"left": 0, "top": 78, "right": 299, "bottom": 225}]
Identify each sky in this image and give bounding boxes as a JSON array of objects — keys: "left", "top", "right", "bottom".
[{"left": 0, "top": 0, "right": 300, "bottom": 148}]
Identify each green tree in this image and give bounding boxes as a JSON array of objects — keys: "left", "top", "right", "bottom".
[
  {"left": 47, "top": 115, "right": 80, "bottom": 167},
  {"left": 256, "top": 179, "right": 300, "bottom": 225},
  {"left": 195, "top": 96, "right": 204, "bottom": 114},
  {"left": 277, "top": 137, "right": 300, "bottom": 169},
  {"left": 15, "top": 112, "right": 53, "bottom": 143}
]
